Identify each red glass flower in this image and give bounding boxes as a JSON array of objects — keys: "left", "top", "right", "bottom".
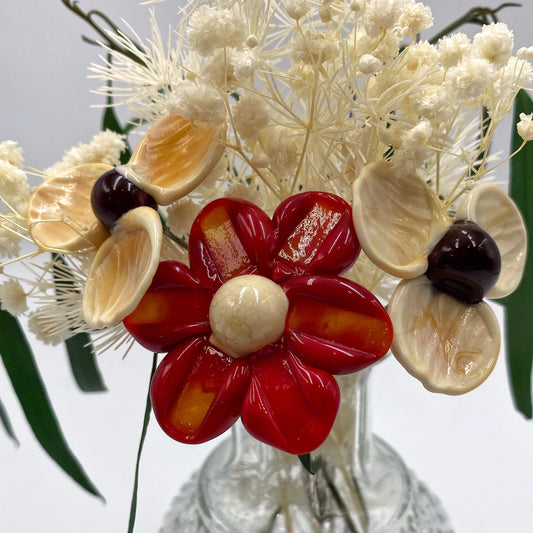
[{"left": 124, "top": 192, "right": 393, "bottom": 455}]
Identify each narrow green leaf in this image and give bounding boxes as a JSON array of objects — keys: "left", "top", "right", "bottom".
[
  {"left": 52, "top": 255, "right": 106, "bottom": 393},
  {"left": 102, "top": 105, "right": 131, "bottom": 164},
  {"left": 0, "top": 394, "right": 19, "bottom": 445},
  {"left": 502, "top": 89, "right": 533, "bottom": 418},
  {"left": 0, "top": 309, "right": 103, "bottom": 498},
  {"left": 127, "top": 353, "right": 158, "bottom": 533},
  {"left": 298, "top": 453, "right": 315, "bottom": 475},
  {"left": 65, "top": 332, "right": 107, "bottom": 393},
  {"left": 102, "top": 59, "right": 131, "bottom": 164}
]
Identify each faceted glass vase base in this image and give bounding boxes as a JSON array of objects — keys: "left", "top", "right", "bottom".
[{"left": 159, "top": 433, "right": 454, "bottom": 533}]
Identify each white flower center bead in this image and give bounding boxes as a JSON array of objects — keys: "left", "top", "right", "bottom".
[{"left": 209, "top": 275, "right": 289, "bottom": 358}]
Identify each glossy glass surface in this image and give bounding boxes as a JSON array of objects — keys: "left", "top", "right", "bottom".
[{"left": 124, "top": 193, "right": 391, "bottom": 454}]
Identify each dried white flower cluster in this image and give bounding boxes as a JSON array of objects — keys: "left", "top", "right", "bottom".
[
  {"left": 90, "top": 1, "right": 531, "bottom": 208},
  {"left": 1, "top": 0, "right": 532, "bottom": 352}
]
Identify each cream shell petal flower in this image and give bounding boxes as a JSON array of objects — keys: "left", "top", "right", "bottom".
[
  {"left": 26, "top": 112, "right": 227, "bottom": 328},
  {"left": 352, "top": 161, "right": 527, "bottom": 394},
  {"left": 83, "top": 206, "right": 162, "bottom": 328}
]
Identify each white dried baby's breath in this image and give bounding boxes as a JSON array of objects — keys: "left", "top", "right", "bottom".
[
  {"left": 166, "top": 198, "right": 202, "bottom": 238},
  {"left": 232, "top": 92, "right": 271, "bottom": 142},
  {"left": 45, "top": 131, "right": 126, "bottom": 177},
  {"left": 187, "top": 5, "right": 246, "bottom": 56},
  {"left": 473, "top": 22, "right": 514, "bottom": 70},
  {"left": 170, "top": 79, "right": 226, "bottom": 126},
  {"left": 0, "top": 141, "right": 24, "bottom": 168},
  {"left": 517, "top": 113, "right": 533, "bottom": 142},
  {"left": 0, "top": 279, "right": 27, "bottom": 315},
  {"left": 444, "top": 55, "right": 494, "bottom": 101},
  {"left": 438, "top": 33, "right": 470, "bottom": 69}
]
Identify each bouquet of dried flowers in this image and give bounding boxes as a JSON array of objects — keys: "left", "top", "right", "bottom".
[{"left": 0, "top": 0, "right": 532, "bottom": 529}]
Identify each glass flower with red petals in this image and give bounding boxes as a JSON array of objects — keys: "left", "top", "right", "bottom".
[{"left": 124, "top": 191, "right": 393, "bottom": 455}]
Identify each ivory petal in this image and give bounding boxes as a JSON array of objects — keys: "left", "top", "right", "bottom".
[
  {"left": 389, "top": 276, "right": 500, "bottom": 395},
  {"left": 27, "top": 163, "right": 112, "bottom": 252},
  {"left": 83, "top": 206, "right": 162, "bottom": 328},
  {"left": 123, "top": 113, "right": 226, "bottom": 206},
  {"left": 352, "top": 160, "right": 450, "bottom": 279},
  {"left": 455, "top": 184, "right": 527, "bottom": 299}
]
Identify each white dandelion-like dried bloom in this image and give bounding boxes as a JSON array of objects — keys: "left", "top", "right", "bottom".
[
  {"left": 438, "top": 33, "right": 470, "bottom": 69},
  {"left": 362, "top": 0, "right": 405, "bottom": 38},
  {"left": 166, "top": 198, "right": 202, "bottom": 238},
  {"left": 359, "top": 54, "right": 382, "bottom": 75},
  {"left": 187, "top": 5, "right": 247, "bottom": 56},
  {"left": 0, "top": 279, "right": 28, "bottom": 315},
  {"left": 284, "top": 0, "right": 308, "bottom": 21},
  {"left": 232, "top": 92, "right": 271, "bottom": 142},
  {"left": 397, "top": 2, "right": 433, "bottom": 37},
  {"left": 0, "top": 224, "right": 23, "bottom": 259},
  {"left": 473, "top": 22, "right": 514, "bottom": 70},
  {"left": 0, "top": 140, "right": 25, "bottom": 169},
  {"left": 0, "top": 160, "right": 30, "bottom": 215},
  {"left": 170, "top": 79, "right": 226, "bottom": 127},
  {"left": 444, "top": 55, "right": 495, "bottom": 102},
  {"left": 292, "top": 31, "right": 339, "bottom": 65},
  {"left": 28, "top": 304, "right": 72, "bottom": 345},
  {"left": 45, "top": 130, "right": 126, "bottom": 177},
  {"left": 392, "top": 120, "right": 434, "bottom": 174},
  {"left": 517, "top": 112, "right": 533, "bottom": 142}
]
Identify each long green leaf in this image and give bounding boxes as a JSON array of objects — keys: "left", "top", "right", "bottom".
[
  {"left": 52, "top": 255, "right": 106, "bottom": 393},
  {"left": 65, "top": 332, "right": 107, "bottom": 392},
  {"left": 127, "top": 353, "right": 158, "bottom": 533},
  {"left": 502, "top": 89, "right": 533, "bottom": 418},
  {"left": 0, "top": 309, "right": 103, "bottom": 498},
  {"left": 0, "top": 393, "right": 19, "bottom": 445},
  {"left": 102, "top": 58, "right": 131, "bottom": 164},
  {"left": 102, "top": 105, "right": 131, "bottom": 164}
]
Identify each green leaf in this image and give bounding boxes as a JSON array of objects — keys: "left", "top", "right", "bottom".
[
  {"left": 65, "top": 332, "right": 107, "bottom": 393},
  {"left": 52, "top": 255, "right": 106, "bottom": 393},
  {"left": 128, "top": 353, "right": 158, "bottom": 533},
  {"left": 502, "top": 88, "right": 533, "bottom": 418},
  {"left": 101, "top": 58, "right": 131, "bottom": 164},
  {"left": 0, "top": 394, "right": 19, "bottom": 445},
  {"left": 102, "top": 105, "right": 131, "bottom": 164},
  {"left": 0, "top": 309, "right": 103, "bottom": 498},
  {"left": 298, "top": 453, "right": 315, "bottom": 475}
]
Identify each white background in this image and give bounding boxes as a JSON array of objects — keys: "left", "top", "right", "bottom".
[{"left": 1, "top": 1, "right": 533, "bottom": 532}]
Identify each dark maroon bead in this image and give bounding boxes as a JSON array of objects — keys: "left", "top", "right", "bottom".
[
  {"left": 426, "top": 220, "right": 501, "bottom": 304},
  {"left": 91, "top": 169, "right": 158, "bottom": 229}
]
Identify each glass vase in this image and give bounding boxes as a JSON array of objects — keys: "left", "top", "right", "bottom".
[{"left": 159, "top": 370, "right": 454, "bottom": 533}]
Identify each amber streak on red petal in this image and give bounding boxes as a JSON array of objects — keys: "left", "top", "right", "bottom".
[
  {"left": 283, "top": 276, "right": 393, "bottom": 374},
  {"left": 123, "top": 261, "right": 213, "bottom": 353},
  {"left": 151, "top": 337, "right": 250, "bottom": 444}
]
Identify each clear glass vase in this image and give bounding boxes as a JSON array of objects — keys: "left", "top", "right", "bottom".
[{"left": 159, "top": 370, "right": 454, "bottom": 533}]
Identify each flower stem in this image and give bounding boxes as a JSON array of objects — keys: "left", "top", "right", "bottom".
[
  {"left": 127, "top": 353, "right": 158, "bottom": 533},
  {"left": 60, "top": 0, "right": 145, "bottom": 65},
  {"left": 313, "top": 457, "right": 365, "bottom": 533},
  {"left": 428, "top": 3, "right": 522, "bottom": 44}
]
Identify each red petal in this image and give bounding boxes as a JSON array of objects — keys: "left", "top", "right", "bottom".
[
  {"left": 189, "top": 198, "right": 276, "bottom": 288},
  {"left": 241, "top": 345, "right": 340, "bottom": 455},
  {"left": 123, "top": 261, "right": 213, "bottom": 352},
  {"left": 283, "top": 276, "right": 393, "bottom": 374},
  {"left": 272, "top": 192, "right": 360, "bottom": 282},
  {"left": 151, "top": 337, "right": 250, "bottom": 444}
]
